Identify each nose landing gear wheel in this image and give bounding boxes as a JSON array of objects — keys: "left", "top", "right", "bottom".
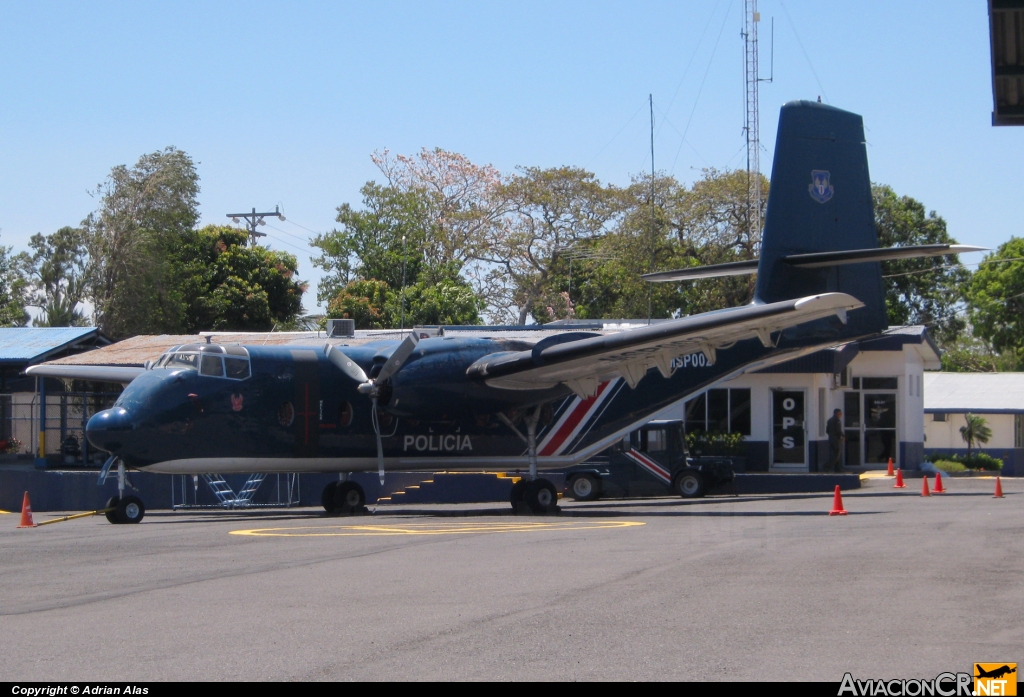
[
  {"left": 524, "top": 479, "right": 559, "bottom": 514},
  {"left": 104, "top": 496, "right": 120, "bottom": 524},
  {"left": 114, "top": 495, "right": 145, "bottom": 523}
]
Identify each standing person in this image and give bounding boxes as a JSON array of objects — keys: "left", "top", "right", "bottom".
[{"left": 826, "top": 409, "right": 845, "bottom": 473}]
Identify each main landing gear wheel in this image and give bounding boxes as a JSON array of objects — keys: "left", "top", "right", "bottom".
[
  {"left": 524, "top": 479, "right": 559, "bottom": 514},
  {"left": 322, "top": 481, "right": 338, "bottom": 512},
  {"left": 510, "top": 479, "right": 527, "bottom": 512},
  {"left": 114, "top": 495, "right": 145, "bottom": 524},
  {"left": 674, "top": 471, "right": 705, "bottom": 499},
  {"left": 568, "top": 474, "right": 600, "bottom": 501},
  {"left": 323, "top": 481, "right": 366, "bottom": 515}
]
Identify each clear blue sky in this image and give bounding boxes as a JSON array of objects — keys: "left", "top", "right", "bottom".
[{"left": 0, "top": 1, "right": 1016, "bottom": 312}]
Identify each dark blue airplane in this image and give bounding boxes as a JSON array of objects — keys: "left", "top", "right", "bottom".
[{"left": 28, "top": 101, "right": 982, "bottom": 523}]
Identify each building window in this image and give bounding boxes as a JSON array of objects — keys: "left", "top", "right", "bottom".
[
  {"left": 862, "top": 377, "right": 898, "bottom": 390},
  {"left": 933, "top": 412, "right": 946, "bottom": 422},
  {"left": 1015, "top": 414, "right": 1024, "bottom": 448},
  {"left": 685, "top": 388, "right": 751, "bottom": 436}
]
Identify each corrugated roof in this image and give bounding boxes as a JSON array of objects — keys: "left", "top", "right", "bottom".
[
  {"left": 924, "top": 372, "right": 1024, "bottom": 413},
  {"left": 0, "top": 327, "right": 103, "bottom": 364}
]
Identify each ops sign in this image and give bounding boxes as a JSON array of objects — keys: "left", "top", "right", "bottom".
[{"left": 772, "top": 390, "right": 805, "bottom": 465}]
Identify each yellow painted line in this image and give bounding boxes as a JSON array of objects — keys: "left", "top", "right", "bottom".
[
  {"left": 0, "top": 510, "right": 9, "bottom": 515},
  {"left": 230, "top": 520, "right": 645, "bottom": 538},
  {"left": 859, "top": 472, "right": 892, "bottom": 480}
]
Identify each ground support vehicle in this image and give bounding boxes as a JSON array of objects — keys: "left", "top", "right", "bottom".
[{"left": 561, "top": 420, "right": 734, "bottom": 501}]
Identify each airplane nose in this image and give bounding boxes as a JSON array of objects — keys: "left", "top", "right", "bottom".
[{"left": 86, "top": 407, "right": 134, "bottom": 453}]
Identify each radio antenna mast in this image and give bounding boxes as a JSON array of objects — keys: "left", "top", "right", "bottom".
[{"left": 742, "top": 1, "right": 772, "bottom": 239}]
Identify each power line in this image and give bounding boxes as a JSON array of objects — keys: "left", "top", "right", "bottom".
[
  {"left": 670, "top": 0, "right": 735, "bottom": 175},
  {"left": 778, "top": 0, "right": 830, "bottom": 103}
]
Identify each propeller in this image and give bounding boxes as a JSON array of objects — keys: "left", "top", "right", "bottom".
[{"left": 324, "top": 332, "right": 426, "bottom": 485}]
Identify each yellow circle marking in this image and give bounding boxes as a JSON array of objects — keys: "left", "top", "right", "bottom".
[{"left": 230, "top": 520, "right": 644, "bottom": 537}]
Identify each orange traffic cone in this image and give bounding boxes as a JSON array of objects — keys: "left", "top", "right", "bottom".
[
  {"left": 933, "top": 471, "right": 946, "bottom": 493},
  {"left": 994, "top": 477, "right": 1004, "bottom": 499},
  {"left": 829, "top": 485, "right": 848, "bottom": 516},
  {"left": 921, "top": 476, "right": 931, "bottom": 497},
  {"left": 894, "top": 468, "right": 906, "bottom": 488},
  {"left": 16, "top": 491, "right": 36, "bottom": 528},
  {"left": 885, "top": 458, "right": 895, "bottom": 477}
]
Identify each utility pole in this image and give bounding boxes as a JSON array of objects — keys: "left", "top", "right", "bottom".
[
  {"left": 226, "top": 206, "right": 285, "bottom": 247},
  {"left": 742, "top": 1, "right": 772, "bottom": 239}
]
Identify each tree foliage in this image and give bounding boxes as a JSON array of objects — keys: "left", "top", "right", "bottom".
[
  {"left": 965, "top": 237, "right": 1024, "bottom": 366},
  {"left": 872, "top": 184, "right": 969, "bottom": 344},
  {"left": 0, "top": 241, "right": 28, "bottom": 327},
  {"left": 19, "top": 226, "right": 90, "bottom": 326},
  {"left": 959, "top": 413, "right": 992, "bottom": 455},
  {"left": 86, "top": 147, "right": 201, "bottom": 337},
  {"left": 174, "top": 226, "right": 306, "bottom": 332}
]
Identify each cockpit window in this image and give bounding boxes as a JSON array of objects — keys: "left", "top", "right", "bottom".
[
  {"left": 166, "top": 352, "right": 199, "bottom": 369},
  {"left": 224, "top": 357, "right": 250, "bottom": 380},
  {"left": 200, "top": 355, "right": 225, "bottom": 377}
]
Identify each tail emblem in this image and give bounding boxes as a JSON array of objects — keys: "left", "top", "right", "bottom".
[{"left": 808, "top": 170, "right": 834, "bottom": 203}]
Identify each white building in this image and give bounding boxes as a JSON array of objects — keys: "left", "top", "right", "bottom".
[
  {"left": 923, "top": 372, "right": 1024, "bottom": 476},
  {"left": 659, "top": 327, "right": 941, "bottom": 472}
]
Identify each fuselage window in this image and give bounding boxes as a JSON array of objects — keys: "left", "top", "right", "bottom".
[
  {"left": 200, "top": 355, "right": 224, "bottom": 377},
  {"left": 339, "top": 401, "right": 353, "bottom": 427},
  {"left": 224, "top": 357, "right": 251, "bottom": 380}
]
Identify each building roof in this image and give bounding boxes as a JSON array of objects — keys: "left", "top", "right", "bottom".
[
  {"left": 989, "top": 0, "right": 1024, "bottom": 126},
  {"left": 757, "top": 325, "right": 940, "bottom": 374},
  {"left": 924, "top": 372, "right": 1024, "bottom": 413},
  {"left": 0, "top": 327, "right": 108, "bottom": 365}
]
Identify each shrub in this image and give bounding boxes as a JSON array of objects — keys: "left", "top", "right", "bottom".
[
  {"left": 925, "top": 451, "right": 1003, "bottom": 471},
  {"left": 932, "top": 460, "right": 967, "bottom": 473},
  {"left": 686, "top": 430, "right": 745, "bottom": 456}
]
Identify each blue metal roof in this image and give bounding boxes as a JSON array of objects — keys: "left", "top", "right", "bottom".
[{"left": 0, "top": 327, "right": 103, "bottom": 364}]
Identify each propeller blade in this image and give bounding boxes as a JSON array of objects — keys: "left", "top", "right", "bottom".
[
  {"left": 324, "top": 344, "right": 368, "bottom": 384},
  {"left": 375, "top": 332, "right": 422, "bottom": 384},
  {"left": 372, "top": 397, "right": 385, "bottom": 486}
]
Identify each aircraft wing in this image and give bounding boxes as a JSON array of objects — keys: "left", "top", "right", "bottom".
[
  {"left": 25, "top": 364, "right": 145, "bottom": 385},
  {"left": 466, "top": 292, "right": 862, "bottom": 396}
]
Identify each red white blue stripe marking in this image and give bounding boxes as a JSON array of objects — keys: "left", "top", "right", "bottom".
[{"left": 624, "top": 449, "right": 672, "bottom": 484}]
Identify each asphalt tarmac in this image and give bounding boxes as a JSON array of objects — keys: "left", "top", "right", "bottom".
[{"left": 1, "top": 476, "right": 1021, "bottom": 681}]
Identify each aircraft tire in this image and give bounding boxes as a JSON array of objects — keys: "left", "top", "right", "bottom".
[
  {"left": 335, "top": 481, "right": 365, "bottom": 513},
  {"left": 115, "top": 495, "right": 145, "bottom": 524},
  {"left": 104, "top": 496, "right": 120, "bottom": 524},
  {"left": 568, "top": 474, "right": 600, "bottom": 501},
  {"left": 509, "top": 479, "right": 527, "bottom": 512},
  {"left": 525, "top": 479, "right": 558, "bottom": 514},
  {"left": 322, "top": 482, "right": 339, "bottom": 514},
  {"left": 674, "top": 471, "right": 705, "bottom": 499}
]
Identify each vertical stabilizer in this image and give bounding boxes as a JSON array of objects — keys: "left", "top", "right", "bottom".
[{"left": 754, "top": 101, "right": 888, "bottom": 337}]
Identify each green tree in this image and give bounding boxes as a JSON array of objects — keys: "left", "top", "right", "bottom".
[
  {"left": 175, "top": 226, "right": 306, "bottom": 332},
  {"left": 872, "top": 184, "right": 970, "bottom": 343},
  {"left": 965, "top": 237, "right": 1024, "bottom": 366},
  {"left": 0, "top": 241, "right": 28, "bottom": 327},
  {"left": 959, "top": 413, "right": 992, "bottom": 455},
  {"left": 483, "top": 166, "right": 624, "bottom": 324},
  {"left": 87, "top": 147, "right": 200, "bottom": 338},
  {"left": 20, "top": 226, "right": 90, "bottom": 327}
]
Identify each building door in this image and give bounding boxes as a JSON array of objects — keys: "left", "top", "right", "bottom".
[
  {"left": 772, "top": 390, "right": 806, "bottom": 470},
  {"left": 862, "top": 391, "right": 897, "bottom": 466}
]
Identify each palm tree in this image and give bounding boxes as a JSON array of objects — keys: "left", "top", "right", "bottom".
[{"left": 960, "top": 413, "right": 992, "bottom": 456}]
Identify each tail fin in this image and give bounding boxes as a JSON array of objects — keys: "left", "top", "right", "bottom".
[{"left": 754, "top": 101, "right": 888, "bottom": 336}]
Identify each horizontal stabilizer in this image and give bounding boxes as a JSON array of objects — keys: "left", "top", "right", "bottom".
[
  {"left": 467, "top": 292, "right": 862, "bottom": 393},
  {"left": 25, "top": 364, "right": 145, "bottom": 385},
  {"left": 641, "top": 259, "right": 759, "bottom": 282},
  {"left": 643, "top": 244, "right": 986, "bottom": 283},
  {"left": 783, "top": 244, "right": 987, "bottom": 268}
]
